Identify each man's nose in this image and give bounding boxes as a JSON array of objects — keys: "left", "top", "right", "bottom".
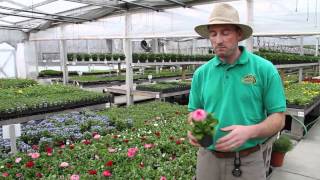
[{"left": 216, "top": 34, "right": 223, "bottom": 44}]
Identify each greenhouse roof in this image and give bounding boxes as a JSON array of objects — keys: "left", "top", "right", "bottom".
[{"left": 0, "top": 0, "right": 214, "bottom": 32}]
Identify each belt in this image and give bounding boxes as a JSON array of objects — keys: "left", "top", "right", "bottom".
[{"left": 212, "top": 145, "right": 260, "bottom": 158}]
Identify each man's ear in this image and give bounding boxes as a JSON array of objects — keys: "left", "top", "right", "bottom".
[{"left": 237, "top": 29, "right": 243, "bottom": 41}]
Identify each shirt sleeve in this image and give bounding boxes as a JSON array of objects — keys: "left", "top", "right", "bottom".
[
  {"left": 263, "top": 71, "right": 287, "bottom": 115},
  {"left": 188, "top": 70, "right": 203, "bottom": 112}
]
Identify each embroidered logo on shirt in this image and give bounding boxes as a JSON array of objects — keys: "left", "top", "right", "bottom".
[{"left": 242, "top": 74, "right": 257, "bottom": 84}]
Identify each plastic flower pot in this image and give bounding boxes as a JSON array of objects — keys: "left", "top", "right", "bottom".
[
  {"left": 270, "top": 151, "right": 286, "bottom": 167},
  {"left": 198, "top": 134, "right": 213, "bottom": 148}
]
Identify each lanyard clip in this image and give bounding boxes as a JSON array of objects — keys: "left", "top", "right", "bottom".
[{"left": 232, "top": 152, "right": 242, "bottom": 177}]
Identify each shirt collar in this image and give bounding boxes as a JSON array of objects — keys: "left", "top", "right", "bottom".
[{"left": 212, "top": 46, "right": 249, "bottom": 66}]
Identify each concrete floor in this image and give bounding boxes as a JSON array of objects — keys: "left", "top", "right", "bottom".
[{"left": 270, "top": 119, "right": 320, "bottom": 180}]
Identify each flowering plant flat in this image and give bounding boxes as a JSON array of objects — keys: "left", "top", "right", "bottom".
[{"left": 191, "top": 109, "right": 219, "bottom": 147}]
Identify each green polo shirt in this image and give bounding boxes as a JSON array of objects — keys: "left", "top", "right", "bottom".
[{"left": 188, "top": 46, "right": 286, "bottom": 151}]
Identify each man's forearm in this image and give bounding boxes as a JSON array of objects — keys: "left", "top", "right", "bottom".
[{"left": 250, "top": 112, "right": 286, "bottom": 139}]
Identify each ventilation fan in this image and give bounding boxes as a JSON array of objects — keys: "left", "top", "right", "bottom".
[{"left": 140, "top": 40, "right": 152, "bottom": 52}]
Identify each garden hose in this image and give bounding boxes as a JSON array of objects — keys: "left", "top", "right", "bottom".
[
  {"left": 305, "top": 116, "right": 320, "bottom": 128},
  {"left": 288, "top": 113, "right": 308, "bottom": 135}
]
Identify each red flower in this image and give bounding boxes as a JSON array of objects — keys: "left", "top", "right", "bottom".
[
  {"left": 92, "top": 131, "right": 99, "bottom": 137},
  {"left": 69, "top": 144, "right": 75, "bottom": 150},
  {"left": 102, "top": 170, "right": 112, "bottom": 177},
  {"left": 2, "top": 172, "right": 9, "bottom": 177},
  {"left": 105, "top": 160, "right": 113, "bottom": 167},
  {"left": 82, "top": 139, "right": 91, "bottom": 145},
  {"left": 46, "top": 147, "right": 53, "bottom": 154},
  {"left": 36, "top": 173, "right": 43, "bottom": 178},
  {"left": 5, "top": 163, "right": 12, "bottom": 168},
  {"left": 32, "top": 145, "right": 39, "bottom": 150},
  {"left": 139, "top": 162, "right": 144, "bottom": 168},
  {"left": 175, "top": 140, "right": 182, "bottom": 145},
  {"left": 113, "top": 135, "right": 118, "bottom": 139},
  {"left": 123, "top": 139, "right": 129, "bottom": 143},
  {"left": 25, "top": 161, "right": 34, "bottom": 168},
  {"left": 88, "top": 170, "right": 97, "bottom": 175},
  {"left": 154, "top": 131, "right": 161, "bottom": 137}
]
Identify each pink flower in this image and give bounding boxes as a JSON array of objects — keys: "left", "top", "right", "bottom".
[
  {"left": 70, "top": 174, "right": 80, "bottom": 180},
  {"left": 144, "top": 144, "right": 154, "bottom": 149},
  {"left": 108, "top": 147, "right": 117, "bottom": 153},
  {"left": 102, "top": 170, "right": 112, "bottom": 177},
  {"left": 15, "top": 157, "right": 22, "bottom": 163},
  {"left": 160, "top": 176, "right": 167, "bottom": 180},
  {"left": 93, "top": 134, "right": 101, "bottom": 140},
  {"left": 192, "top": 109, "right": 207, "bottom": 122},
  {"left": 60, "top": 162, "right": 69, "bottom": 168},
  {"left": 127, "top": 147, "right": 138, "bottom": 158},
  {"left": 60, "top": 145, "right": 65, "bottom": 149},
  {"left": 28, "top": 152, "right": 40, "bottom": 159},
  {"left": 2, "top": 172, "right": 9, "bottom": 177}
]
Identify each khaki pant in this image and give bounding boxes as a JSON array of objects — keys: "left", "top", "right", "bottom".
[{"left": 196, "top": 147, "right": 266, "bottom": 180}]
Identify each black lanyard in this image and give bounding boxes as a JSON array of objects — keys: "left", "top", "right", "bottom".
[{"left": 232, "top": 152, "right": 242, "bottom": 177}]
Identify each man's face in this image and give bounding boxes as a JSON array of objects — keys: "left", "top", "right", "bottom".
[{"left": 208, "top": 24, "right": 242, "bottom": 59}]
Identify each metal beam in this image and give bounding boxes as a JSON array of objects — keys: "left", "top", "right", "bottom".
[
  {"left": 64, "top": 0, "right": 123, "bottom": 9},
  {"left": 0, "top": 0, "right": 57, "bottom": 19},
  {"left": 3, "top": 0, "right": 29, "bottom": 8},
  {"left": 0, "top": 5, "right": 91, "bottom": 22},
  {"left": 0, "top": 12, "right": 76, "bottom": 23},
  {"left": 165, "top": 0, "right": 187, "bottom": 7},
  {"left": 0, "top": 25, "right": 36, "bottom": 30},
  {"left": 119, "top": 0, "right": 160, "bottom": 11}
]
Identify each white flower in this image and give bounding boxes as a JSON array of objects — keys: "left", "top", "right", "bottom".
[{"left": 154, "top": 123, "right": 159, "bottom": 127}]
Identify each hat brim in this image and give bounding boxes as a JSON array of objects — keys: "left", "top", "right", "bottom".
[{"left": 194, "top": 22, "right": 253, "bottom": 41}]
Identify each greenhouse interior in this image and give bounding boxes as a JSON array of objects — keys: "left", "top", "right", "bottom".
[{"left": 0, "top": 0, "right": 320, "bottom": 179}]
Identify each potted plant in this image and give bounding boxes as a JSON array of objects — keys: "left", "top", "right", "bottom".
[
  {"left": 270, "top": 135, "right": 293, "bottom": 167},
  {"left": 91, "top": 53, "right": 98, "bottom": 61}
]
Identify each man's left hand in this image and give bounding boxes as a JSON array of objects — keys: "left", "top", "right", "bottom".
[{"left": 215, "top": 125, "right": 255, "bottom": 152}]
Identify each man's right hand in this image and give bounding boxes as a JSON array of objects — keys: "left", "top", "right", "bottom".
[{"left": 187, "top": 131, "right": 201, "bottom": 147}]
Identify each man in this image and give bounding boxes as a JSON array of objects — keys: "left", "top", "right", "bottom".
[{"left": 187, "top": 3, "right": 286, "bottom": 180}]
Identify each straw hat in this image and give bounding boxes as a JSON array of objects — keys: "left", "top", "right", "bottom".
[{"left": 194, "top": 3, "right": 252, "bottom": 41}]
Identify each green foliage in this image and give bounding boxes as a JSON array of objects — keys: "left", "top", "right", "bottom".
[
  {"left": 1, "top": 102, "right": 196, "bottom": 179},
  {"left": 285, "top": 82, "right": 320, "bottom": 106},
  {"left": 0, "top": 79, "right": 37, "bottom": 89},
  {"left": 83, "top": 54, "right": 91, "bottom": 61},
  {"left": 136, "top": 82, "right": 191, "bottom": 93},
  {"left": 255, "top": 51, "right": 320, "bottom": 64},
  {"left": 119, "top": 53, "right": 126, "bottom": 61},
  {"left": 105, "top": 53, "right": 112, "bottom": 61},
  {"left": 112, "top": 53, "right": 120, "bottom": 61},
  {"left": 91, "top": 53, "right": 98, "bottom": 61},
  {"left": 138, "top": 53, "right": 147, "bottom": 63},
  {"left": 67, "top": 53, "right": 75, "bottom": 61},
  {"left": 272, "top": 135, "right": 293, "bottom": 153},
  {"left": 191, "top": 113, "right": 219, "bottom": 141},
  {"left": 0, "top": 84, "right": 111, "bottom": 119},
  {"left": 97, "top": 53, "right": 105, "bottom": 61}
]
